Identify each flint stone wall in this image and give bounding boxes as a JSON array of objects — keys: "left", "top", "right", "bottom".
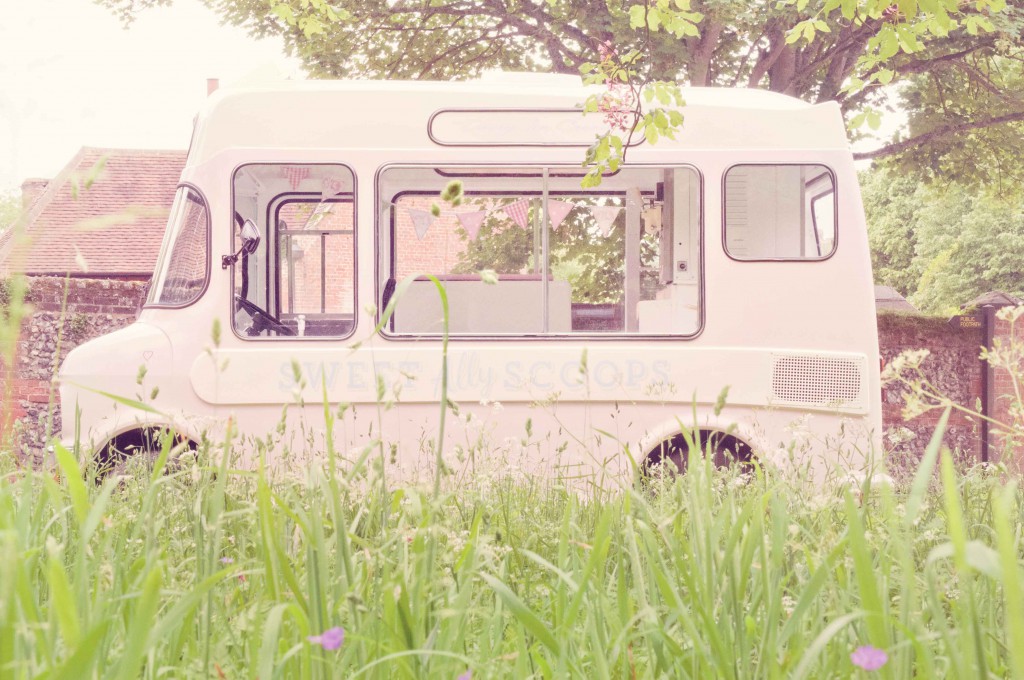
[
  {"left": 876, "top": 311, "right": 985, "bottom": 466},
  {"left": 1, "top": 277, "right": 147, "bottom": 463}
]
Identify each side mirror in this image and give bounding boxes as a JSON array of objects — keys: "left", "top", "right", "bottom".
[
  {"left": 240, "top": 219, "right": 260, "bottom": 254},
  {"left": 222, "top": 219, "right": 261, "bottom": 269}
]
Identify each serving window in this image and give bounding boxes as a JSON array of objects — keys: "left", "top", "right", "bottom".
[
  {"left": 378, "top": 165, "right": 702, "bottom": 337},
  {"left": 231, "top": 163, "right": 355, "bottom": 339}
]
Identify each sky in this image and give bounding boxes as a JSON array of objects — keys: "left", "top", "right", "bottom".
[
  {"left": 0, "top": 0, "right": 301, "bottom": 195},
  {"left": 0, "top": 1, "right": 901, "bottom": 199}
]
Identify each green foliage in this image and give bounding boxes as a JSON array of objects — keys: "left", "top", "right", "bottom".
[
  {"left": 0, "top": 190, "right": 20, "bottom": 234},
  {"left": 862, "top": 166, "right": 1024, "bottom": 314},
  {"left": 94, "top": 0, "right": 1019, "bottom": 183},
  {"left": 448, "top": 198, "right": 660, "bottom": 303},
  {"left": 887, "top": 50, "right": 1024, "bottom": 188}
]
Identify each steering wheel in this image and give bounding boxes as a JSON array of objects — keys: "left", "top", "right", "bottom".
[{"left": 234, "top": 294, "right": 295, "bottom": 336}]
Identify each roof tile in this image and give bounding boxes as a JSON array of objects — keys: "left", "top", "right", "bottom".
[{"left": 2, "top": 147, "right": 186, "bottom": 277}]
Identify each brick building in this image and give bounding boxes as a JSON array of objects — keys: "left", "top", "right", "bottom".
[{"left": 0, "top": 148, "right": 186, "bottom": 460}]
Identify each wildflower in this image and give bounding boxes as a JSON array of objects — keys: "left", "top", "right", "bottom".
[
  {"left": 308, "top": 626, "right": 345, "bottom": 651},
  {"left": 458, "top": 671, "right": 472, "bottom": 680},
  {"left": 219, "top": 556, "right": 234, "bottom": 564},
  {"left": 851, "top": 645, "right": 888, "bottom": 671}
]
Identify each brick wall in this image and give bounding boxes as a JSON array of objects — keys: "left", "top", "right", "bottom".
[
  {"left": 878, "top": 311, "right": 984, "bottom": 464},
  {"left": 1, "top": 277, "right": 147, "bottom": 463}
]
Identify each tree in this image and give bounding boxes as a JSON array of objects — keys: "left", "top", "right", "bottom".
[
  {"left": 862, "top": 165, "right": 1024, "bottom": 314},
  {"left": 97, "top": 0, "right": 1022, "bottom": 179},
  {"left": 0, "top": 190, "right": 19, "bottom": 235}
]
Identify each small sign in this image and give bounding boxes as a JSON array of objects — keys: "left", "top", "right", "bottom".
[{"left": 949, "top": 313, "right": 983, "bottom": 330}]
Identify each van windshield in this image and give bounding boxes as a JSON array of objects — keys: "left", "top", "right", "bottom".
[{"left": 147, "top": 186, "right": 209, "bottom": 307}]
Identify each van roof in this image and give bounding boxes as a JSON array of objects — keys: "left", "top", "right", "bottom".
[{"left": 188, "top": 76, "right": 850, "bottom": 165}]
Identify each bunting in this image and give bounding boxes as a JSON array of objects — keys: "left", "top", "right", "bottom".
[
  {"left": 305, "top": 201, "right": 333, "bottom": 229},
  {"left": 282, "top": 166, "right": 311, "bottom": 191},
  {"left": 547, "top": 200, "right": 574, "bottom": 231},
  {"left": 408, "top": 209, "right": 435, "bottom": 240},
  {"left": 387, "top": 198, "right": 625, "bottom": 240},
  {"left": 590, "top": 205, "right": 622, "bottom": 237},
  {"left": 457, "top": 211, "right": 487, "bottom": 241},
  {"left": 321, "top": 175, "right": 346, "bottom": 199},
  {"left": 502, "top": 199, "right": 531, "bottom": 230}
]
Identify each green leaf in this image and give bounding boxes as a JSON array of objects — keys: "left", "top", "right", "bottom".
[
  {"left": 112, "top": 563, "right": 164, "bottom": 680},
  {"left": 904, "top": 406, "right": 950, "bottom": 526},
  {"left": 481, "top": 573, "right": 561, "bottom": 654},
  {"left": 628, "top": 5, "right": 646, "bottom": 29},
  {"left": 647, "top": 9, "right": 661, "bottom": 30},
  {"left": 53, "top": 442, "right": 89, "bottom": 525},
  {"left": 47, "top": 545, "right": 81, "bottom": 648},
  {"left": 271, "top": 3, "right": 296, "bottom": 24}
]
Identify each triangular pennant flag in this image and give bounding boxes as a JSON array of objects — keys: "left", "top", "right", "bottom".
[
  {"left": 590, "top": 205, "right": 622, "bottom": 236},
  {"left": 502, "top": 199, "right": 531, "bottom": 230},
  {"left": 457, "top": 210, "right": 487, "bottom": 240},
  {"left": 321, "top": 175, "right": 345, "bottom": 199},
  {"left": 304, "top": 201, "right": 333, "bottom": 229},
  {"left": 547, "top": 200, "right": 574, "bottom": 231},
  {"left": 408, "top": 209, "right": 434, "bottom": 240},
  {"left": 282, "top": 166, "right": 311, "bottom": 191}
]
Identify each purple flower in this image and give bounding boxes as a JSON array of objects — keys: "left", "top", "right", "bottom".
[
  {"left": 307, "top": 626, "right": 345, "bottom": 651},
  {"left": 851, "top": 645, "right": 888, "bottom": 671},
  {"left": 219, "top": 557, "right": 234, "bottom": 564},
  {"left": 458, "top": 672, "right": 472, "bottom": 680}
]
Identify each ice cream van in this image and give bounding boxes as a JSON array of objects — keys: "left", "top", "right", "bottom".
[{"left": 58, "top": 73, "right": 882, "bottom": 479}]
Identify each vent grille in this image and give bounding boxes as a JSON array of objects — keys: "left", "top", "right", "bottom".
[{"left": 771, "top": 355, "right": 862, "bottom": 406}]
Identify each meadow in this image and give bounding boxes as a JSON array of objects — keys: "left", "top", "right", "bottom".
[
  {"left": 2, "top": 273, "right": 1024, "bottom": 678},
  {"left": 1, "top": 410, "right": 1023, "bottom": 679}
]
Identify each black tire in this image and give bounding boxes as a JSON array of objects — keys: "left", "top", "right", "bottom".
[{"left": 643, "top": 430, "right": 753, "bottom": 478}]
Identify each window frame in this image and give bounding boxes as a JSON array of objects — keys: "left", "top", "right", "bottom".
[
  {"left": 374, "top": 162, "right": 705, "bottom": 342},
  {"left": 229, "top": 162, "right": 359, "bottom": 342},
  {"left": 269, "top": 194, "right": 356, "bottom": 321},
  {"left": 721, "top": 163, "right": 839, "bottom": 264},
  {"left": 144, "top": 183, "right": 211, "bottom": 310}
]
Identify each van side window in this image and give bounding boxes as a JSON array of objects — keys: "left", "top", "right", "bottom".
[
  {"left": 724, "top": 164, "right": 836, "bottom": 260},
  {"left": 378, "top": 165, "right": 701, "bottom": 337},
  {"left": 147, "top": 186, "right": 209, "bottom": 307},
  {"left": 231, "top": 164, "right": 356, "bottom": 339}
]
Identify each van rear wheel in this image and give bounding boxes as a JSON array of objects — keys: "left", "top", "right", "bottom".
[{"left": 643, "top": 430, "right": 753, "bottom": 478}]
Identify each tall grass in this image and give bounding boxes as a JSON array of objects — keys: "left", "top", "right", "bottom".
[
  {"left": 2, "top": 259, "right": 1023, "bottom": 677},
  {"left": 1, "top": 413, "right": 1023, "bottom": 678}
]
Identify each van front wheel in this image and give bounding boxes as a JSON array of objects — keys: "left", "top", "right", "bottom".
[{"left": 97, "top": 427, "right": 194, "bottom": 478}]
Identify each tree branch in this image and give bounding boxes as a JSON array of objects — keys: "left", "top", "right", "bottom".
[{"left": 854, "top": 110, "right": 1024, "bottom": 161}]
